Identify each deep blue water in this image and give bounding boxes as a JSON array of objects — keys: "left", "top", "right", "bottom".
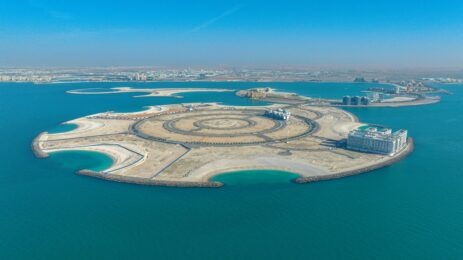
[{"left": 0, "top": 81, "right": 462, "bottom": 259}]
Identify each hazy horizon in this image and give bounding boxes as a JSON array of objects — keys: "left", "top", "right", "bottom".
[{"left": 2, "top": 0, "right": 463, "bottom": 68}]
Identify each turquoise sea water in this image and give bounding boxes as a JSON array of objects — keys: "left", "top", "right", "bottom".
[
  {"left": 212, "top": 170, "right": 300, "bottom": 186},
  {"left": 1, "top": 81, "right": 462, "bottom": 259},
  {"left": 48, "top": 151, "right": 114, "bottom": 172},
  {"left": 47, "top": 123, "right": 78, "bottom": 134}
]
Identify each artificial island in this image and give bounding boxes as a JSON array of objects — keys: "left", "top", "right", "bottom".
[{"left": 32, "top": 87, "right": 416, "bottom": 187}]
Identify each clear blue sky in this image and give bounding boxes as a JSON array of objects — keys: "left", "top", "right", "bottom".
[{"left": 1, "top": 0, "right": 463, "bottom": 68}]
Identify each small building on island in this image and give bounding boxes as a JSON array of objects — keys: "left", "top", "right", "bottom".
[
  {"left": 360, "top": 96, "right": 370, "bottom": 105},
  {"left": 264, "top": 108, "right": 291, "bottom": 121},
  {"left": 342, "top": 96, "right": 351, "bottom": 105},
  {"left": 342, "top": 96, "right": 370, "bottom": 106},
  {"left": 347, "top": 126, "right": 408, "bottom": 156}
]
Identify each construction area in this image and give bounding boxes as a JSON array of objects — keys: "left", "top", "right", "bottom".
[{"left": 32, "top": 89, "right": 413, "bottom": 187}]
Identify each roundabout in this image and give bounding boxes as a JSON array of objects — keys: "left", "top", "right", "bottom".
[
  {"left": 131, "top": 109, "right": 317, "bottom": 146},
  {"left": 194, "top": 118, "right": 255, "bottom": 130}
]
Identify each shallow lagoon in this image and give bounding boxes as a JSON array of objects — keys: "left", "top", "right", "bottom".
[{"left": 48, "top": 150, "right": 114, "bottom": 172}]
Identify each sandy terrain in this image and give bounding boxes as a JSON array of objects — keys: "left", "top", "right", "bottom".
[
  {"left": 33, "top": 102, "right": 412, "bottom": 187},
  {"left": 67, "top": 87, "right": 234, "bottom": 97}
]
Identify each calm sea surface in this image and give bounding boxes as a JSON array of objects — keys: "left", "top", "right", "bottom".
[{"left": 0, "top": 81, "right": 462, "bottom": 259}]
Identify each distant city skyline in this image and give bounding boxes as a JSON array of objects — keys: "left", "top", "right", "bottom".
[{"left": 1, "top": 0, "right": 463, "bottom": 68}]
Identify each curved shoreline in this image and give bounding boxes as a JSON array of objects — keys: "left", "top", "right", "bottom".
[
  {"left": 33, "top": 133, "right": 415, "bottom": 188},
  {"left": 238, "top": 88, "right": 441, "bottom": 108},
  {"left": 332, "top": 97, "right": 440, "bottom": 108},
  {"left": 76, "top": 137, "right": 413, "bottom": 188},
  {"left": 47, "top": 123, "right": 78, "bottom": 134},
  {"left": 67, "top": 87, "right": 234, "bottom": 97},
  {"left": 32, "top": 101, "right": 414, "bottom": 188},
  {"left": 43, "top": 144, "right": 145, "bottom": 173},
  {"left": 295, "top": 138, "right": 415, "bottom": 183},
  {"left": 78, "top": 170, "right": 223, "bottom": 188},
  {"left": 31, "top": 132, "right": 49, "bottom": 158},
  {"left": 79, "top": 137, "right": 414, "bottom": 188}
]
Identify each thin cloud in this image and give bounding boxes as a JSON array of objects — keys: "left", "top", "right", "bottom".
[{"left": 189, "top": 5, "right": 243, "bottom": 33}]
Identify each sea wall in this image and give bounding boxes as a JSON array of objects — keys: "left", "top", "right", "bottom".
[
  {"left": 78, "top": 170, "right": 224, "bottom": 188},
  {"left": 80, "top": 138, "right": 414, "bottom": 187},
  {"left": 295, "top": 138, "right": 415, "bottom": 183}
]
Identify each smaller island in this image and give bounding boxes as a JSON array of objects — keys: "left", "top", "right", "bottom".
[
  {"left": 237, "top": 86, "right": 440, "bottom": 107},
  {"left": 67, "top": 87, "right": 234, "bottom": 97}
]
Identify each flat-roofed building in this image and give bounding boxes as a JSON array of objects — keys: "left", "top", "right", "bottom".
[
  {"left": 342, "top": 96, "right": 351, "bottom": 105},
  {"left": 264, "top": 108, "right": 291, "bottom": 121},
  {"left": 351, "top": 96, "right": 360, "bottom": 105},
  {"left": 347, "top": 126, "right": 408, "bottom": 156}
]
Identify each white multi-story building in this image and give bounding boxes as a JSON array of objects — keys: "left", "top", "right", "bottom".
[
  {"left": 264, "top": 108, "right": 291, "bottom": 121},
  {"left": 347, "top": 127, "right": 408, "bottom": 156}
]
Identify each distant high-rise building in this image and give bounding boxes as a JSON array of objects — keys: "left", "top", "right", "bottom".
[
  {"left": 360, "top": 97, "right": 370, "bottom": 105},
  {"left": 351, "top": 96, "right": 360, "bottom": 105},
  {"left": 342, "top": 96, "right": 351, "bottom": 105},
  {"left": 197, "top": 73, "right": 207, "bottom": 80},
  {"left": 354, "top": 77, "right": 367, "bottom": 83}
]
